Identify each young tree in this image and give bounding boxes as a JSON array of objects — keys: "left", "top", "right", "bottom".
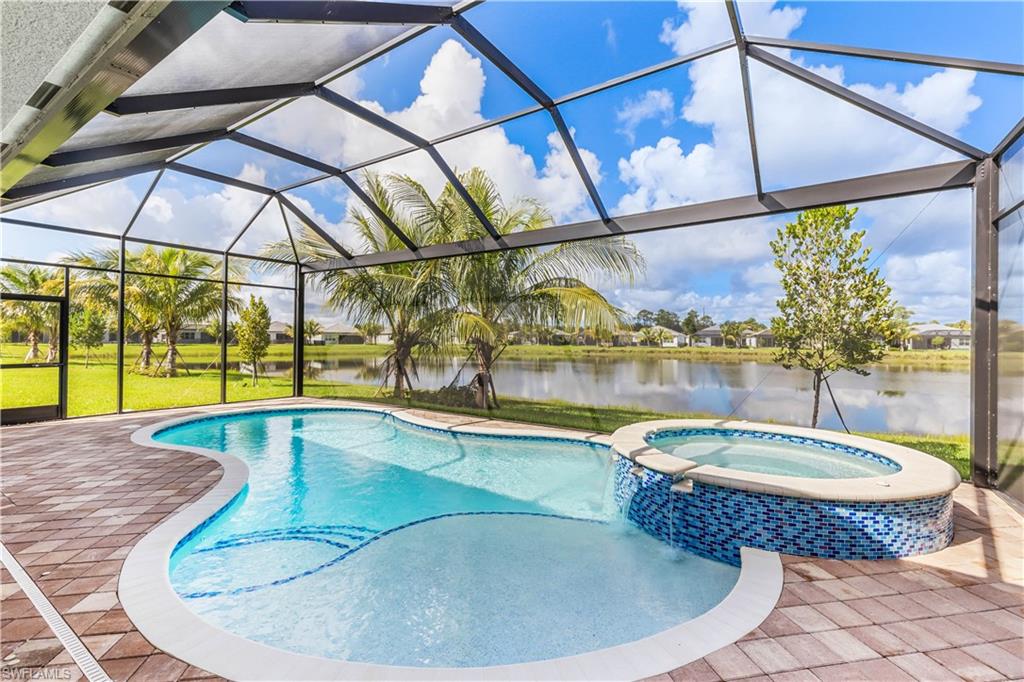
[
  {"left": 891, "top": 305, "right": 915, "bottom": 351},
  {"left": 70, "top": 308, "right": 107, "bottom": 367},
  {"left": 235, "top": 295, "right": 271, "bottom": 386},
  {"left": 205, "top": 317, "right": 224, "bottom": 344},
  {"left": 770, "top": 205, "right": 899, "bottom": 428}
]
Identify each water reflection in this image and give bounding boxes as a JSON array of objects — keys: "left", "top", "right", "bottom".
[{"left": 235, "top": 356, "right": 1005, "bottom": 436}]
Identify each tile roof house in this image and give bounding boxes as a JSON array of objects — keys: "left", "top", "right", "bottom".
[{"left": 909, "top": 323, "right": 970, "bottom": 350}]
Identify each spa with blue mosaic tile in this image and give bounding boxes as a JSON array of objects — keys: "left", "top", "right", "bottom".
[{"left": 611, "top": 419, "right": 961, "bottom": 564}]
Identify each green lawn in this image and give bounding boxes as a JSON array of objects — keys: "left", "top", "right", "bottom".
[
  {"left": 0, "top": 341, "right": 973, "bottom": 478},
  {"left": 1, "top": 342, "right": 299, "bottom": 415}
]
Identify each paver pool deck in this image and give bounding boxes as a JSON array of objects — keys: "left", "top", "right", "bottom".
[{"left": 1, "top": 398, "right": 1021, "bottom": 681}]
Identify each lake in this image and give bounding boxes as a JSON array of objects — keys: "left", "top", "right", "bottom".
[{"left": 277, "top": 355, "right": 1000, "bottom": 436}]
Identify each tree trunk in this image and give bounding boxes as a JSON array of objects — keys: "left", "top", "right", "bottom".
[
  {"left": 46, "top": 339, "right": 58, "bottom": 363},
  {"left": 165, "top": 340, "right": 178, "bottom": 377},
  {"left": 24, "top": 331, "right": 40, "bottom": 361},
  {"left": 250, "top": 359, "right": 258, "bottom": 386},
  {"left": 140, "top": 332, "right": 153, "bottom": 369},
  {"left": 473, "top": 343, "right": 494, "bottom": 410},
  {"left": 393, "top": 357, "right": 406, "bottom": 397},
  {"left": 810, "top": 369, "right": 823, "bottom": 428}
]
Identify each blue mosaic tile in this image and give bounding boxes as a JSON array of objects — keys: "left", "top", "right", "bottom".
[{"left": 614, "top": 456, "right": 953, "bottom": 566}]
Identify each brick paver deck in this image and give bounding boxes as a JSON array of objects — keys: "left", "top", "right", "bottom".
[{"left": 1, "top": 398, "right": 1021, "bottom": 681}]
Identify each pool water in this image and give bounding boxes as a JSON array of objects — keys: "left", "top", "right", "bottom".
[
  {"left": 157, "top": 409, "right": 739, "bottom": 667},
  {"left": 647, "top": 430, "right": 899, "bottom": 479}
]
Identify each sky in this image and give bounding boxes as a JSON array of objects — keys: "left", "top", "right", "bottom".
[{"left": 3, "top": 0, "right": 1023, "bottom": 328}]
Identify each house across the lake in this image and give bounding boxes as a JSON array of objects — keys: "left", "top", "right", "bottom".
[
  {"left": 743, "top": 329, "right": 775, "bottom": 348},
  {"left": 692, "top": 325, "right": 724, "bottom": 347},
  {"left": 312, "top": 324, "right": 364, "bottom": 345},
  {"left": 651, "top": 325, "right": 689, "bottom": 347},
  {"left": 268, "top": 321, "right": 292, "bottom": 343},
  {"left": 161, "top": 324, "right": 215, "bottom": 344},
  {"left": 908, "top": 323, "right": 970, "bottom": 350}
]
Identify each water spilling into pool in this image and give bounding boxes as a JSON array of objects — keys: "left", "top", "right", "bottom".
[{"left": 157, "top": 409, "right": 739, "bottom": 667}]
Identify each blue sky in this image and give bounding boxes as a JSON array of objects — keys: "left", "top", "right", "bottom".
[{"left": 5, "top": 1, "right": 1023, "bottom": 327}]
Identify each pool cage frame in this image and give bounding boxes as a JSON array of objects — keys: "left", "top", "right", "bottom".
[{"left": 1, "top": 0, "right": 1022, "bottom": 493}]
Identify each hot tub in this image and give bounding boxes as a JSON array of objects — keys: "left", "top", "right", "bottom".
[{"left": 610, "top": 420, "right": 961, "bottom": 565}]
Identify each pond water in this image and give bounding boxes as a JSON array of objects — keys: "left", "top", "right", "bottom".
[{"left": 282, "top": 355, "right": 988, "bottom": 436}]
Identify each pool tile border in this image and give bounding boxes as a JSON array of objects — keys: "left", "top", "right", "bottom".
[{"left": 120, "top": 403, "right": 783, "bottom": 681}]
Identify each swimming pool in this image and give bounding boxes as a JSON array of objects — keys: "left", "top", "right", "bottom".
[
  {"left": 645, "top": 428, "right": 900, "bottom": 478},
  {"left": 154, "top": 408, "right": 740, "bottom": 668}
]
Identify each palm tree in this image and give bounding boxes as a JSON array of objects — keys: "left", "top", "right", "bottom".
[
  {"left": 409, "top": 168, "right": 644, "bottom": 408},
  {"left": 261, "top": 173, "right": 449, "bottom": 397},
  {"left": 285, "top": 319, "right": 322, "bottom": 344},
  {"left": 67, "top": 247, "right": 238, "bottom": 376},
  {"left": 638, "top": 326, "right": 669, "bottom": 347},
  {"left": 67, "top": 248, "right": 154, "bottom": 370},
  {"left": 355, "top": 321, "right": 383, "bottom": 344},
  {"left": 0, "top": 265, "right": 64, "bottom": 361}
]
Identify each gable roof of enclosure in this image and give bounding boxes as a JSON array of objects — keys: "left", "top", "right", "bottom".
[{"left": 2, "top": 0, "right": 1022, "bottom": 273}]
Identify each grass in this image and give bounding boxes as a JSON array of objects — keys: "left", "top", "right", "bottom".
[
  {"left": 497, "top": 344, "right": 981, "bottom": 369},
  {"left": 0, "top": 341, "right": 974, "bottom": 478},
  {"left": 1, "top": 342, "right": 296, "bottom": 415},
  {"left": 5, "top": 341, "right": 985, "bottom": 368},
  {"left": 304, "top": 381, "right": 973, "bottom": 480}
]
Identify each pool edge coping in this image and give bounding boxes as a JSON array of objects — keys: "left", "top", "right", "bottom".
[
  {"left": 121, "top": 402, "right": 783, "bottom": 681},
  {"left": 611, "top": 418, "right": 961, "bottom": 502}
]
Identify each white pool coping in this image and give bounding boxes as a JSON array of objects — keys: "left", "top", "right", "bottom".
[
  {"left": 122, "top": 403, "right": 783, "bottom": 681},
  {"left": 611, "top": 418, "right": 961, "bottom": 502}
]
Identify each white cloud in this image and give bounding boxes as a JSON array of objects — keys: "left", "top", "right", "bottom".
[
  {"left": 615, "top": 89, "right": 675, "bottom": 144},
  {"left": 142, "top": 195, "right": 173, "bottom": 224},
  {"left": 884, "top": 248, "right": 971, "bottom": 322},
  {"left": 601, "top": 1, "right": 979, "bottom": 324},
  {"left": 249, "top": 39, "right": 599, "bottom": 228},
  {"left": 5, "top": 180, "right": 146, "bottom": 235},
  {"left": 617, "top": 1, "right": 980, "bottom": 213},
  {"left": 130, "top": 167, "right": 270, "bottom": 249},
  {"left": 602, "top": 18, "right": 618, "bottom": 50}
]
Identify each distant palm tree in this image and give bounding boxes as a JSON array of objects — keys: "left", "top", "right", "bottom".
[
  {"left": 0, "top": 265, "right": 63, "bottom": 361},
  {"left": 285, "top": 319, "right": 322, "bottom": 344},
  {"left": 638, "top": 326, "right": 669, "bottom": 347},
  {"left": 355, "top": 321, "right": 383, "bottom": 344}
]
